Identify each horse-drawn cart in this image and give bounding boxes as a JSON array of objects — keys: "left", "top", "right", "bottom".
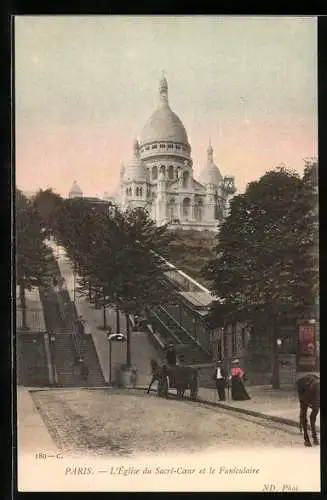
[{"left": 157, "top": 364, "right": 198, "bottom": 401}]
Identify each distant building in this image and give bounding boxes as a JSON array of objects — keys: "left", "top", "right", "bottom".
[
  {"left": 22, "top": 190, "right": 37, "bottom": 199},
  {"left": 68, "top": 181, "right": 83, "bottom": 199}
]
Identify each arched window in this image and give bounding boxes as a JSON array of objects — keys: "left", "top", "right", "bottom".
[
  {"left": 126, "top": 188, "right": 129, "bottom": 196},
  {"left": 160, "top": 165, "right": 166, "bottom": 177},
  {"left": 168, "top": 165, "right": 174, "bottom": 180},
  {"left": 152, "top": 166, "right": 158, "bottom": 180},
  {"left": 183, "top": 171, "right": 190, "bottom": 188},
  {"left": 129, "top": 187, "right": 132, "bottom": 196},
  {"left": 182, "top": 197, "right": 191, "bottom": 220},
  {"left": 140, "top": 187, "right": 143, "bottom": 197}
]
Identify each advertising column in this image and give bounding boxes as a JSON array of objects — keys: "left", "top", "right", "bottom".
[{"left": 297, "top": 319, "right": 317, "bottom": 372}]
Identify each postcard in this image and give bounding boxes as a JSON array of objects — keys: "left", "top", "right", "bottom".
[{"left": 15, "top": 15, "right": 320, "bottom": 492}]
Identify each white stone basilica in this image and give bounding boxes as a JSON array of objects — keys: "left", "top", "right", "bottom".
[{"left": 69, "top": 74, "right": 236, "bottom": 231}]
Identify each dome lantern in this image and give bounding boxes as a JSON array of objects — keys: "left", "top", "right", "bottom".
[
  {"left": 159, "top": 71, "right": 168, "bottom": 103},
  {"left": 207, "top": 140, "right": 213, "bottom": 163}
]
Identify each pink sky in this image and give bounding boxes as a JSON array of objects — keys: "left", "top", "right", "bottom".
[{"left": 15, "top": 16, "right": 317, "bottom": 197}]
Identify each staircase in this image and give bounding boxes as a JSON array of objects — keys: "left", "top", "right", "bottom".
[
  {"left": 51, "top": 333, "right": 105, "bottom": 387},
  {"left": 17, "top": 333, "right": 49, "bottom": 387},
  {"left": 146, "top": 305, "right": 212, "bottom": 365},
  {"left": 39, "top": 282, "right": 106, "bottom": 387}
]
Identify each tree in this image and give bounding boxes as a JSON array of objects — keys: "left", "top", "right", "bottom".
[
  {"left": 203, "top": 165, "right": 318, "bottom": 387},
  {"left": 33, "top": 188, "right": 63, "bottom": 239},
  {"left": 38, "top": 193, "right": 175, "bottom": 368},
  {"left": 74, "top": 206, "right": 174, "bottom": 367},
  {"left": 16, "top": 189, "right": 53, "bottom": 329}
]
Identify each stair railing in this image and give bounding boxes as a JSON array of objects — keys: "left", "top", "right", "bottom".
[{"left": 158, "top": 305, "right": 212, "bottom": 356}]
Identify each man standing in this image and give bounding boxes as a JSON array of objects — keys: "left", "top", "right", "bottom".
[
  {"left": 212, "top": 360, "right": 227, "bottom": 401},
  {"left": 165, "top": 343, "right": 177, "bottom": 366}
]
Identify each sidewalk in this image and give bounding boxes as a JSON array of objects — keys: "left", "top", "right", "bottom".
[
  {"left": 196, "top": 385, "right": 320, "bottom": 431},
  {"left": 17, "top": 387, "right": 58, "bottom": 454}
]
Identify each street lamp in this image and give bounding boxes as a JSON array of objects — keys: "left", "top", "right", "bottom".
[{"left": 106, "top": 331, "right": 127, "bottom": 385}]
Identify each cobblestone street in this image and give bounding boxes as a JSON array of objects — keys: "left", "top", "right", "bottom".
[{"left": 29, "top": 388, "right": 312, "bottom": 458}]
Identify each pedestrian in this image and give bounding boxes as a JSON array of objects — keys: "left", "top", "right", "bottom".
[
  {"left": 80, "top": 362, "right": 89, "bottom": 385},
  {"left": 131, "top": 367, "right": 138, "bottom": 388},
  {"left": 230, "top": 359, "right": 251, "bottom": 401},
  {"left": 76, "top": 317, "right": 85, "bottom": 336},
  {"left": 211, "top": 360, "right": 227, "bottom": 401},
  {"left": 165, "top": 343, "right": 177, "bottom": 366}
]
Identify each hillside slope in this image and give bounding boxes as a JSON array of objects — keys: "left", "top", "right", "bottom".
[{"left": 165, "top": 230, "right": 216, "bottom": 287}]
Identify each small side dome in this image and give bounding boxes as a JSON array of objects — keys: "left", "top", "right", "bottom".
[
  {"left": 68, "top": 180, "right": 83, "bottom": 198},
  {"left": 123, "top": 140, "right": 148, "bottom": 182},
  {"left": 199, "top": 142, "right": 223, "bottom": 186}
]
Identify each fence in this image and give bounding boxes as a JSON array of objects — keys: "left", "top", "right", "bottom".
[{"left": 16, "top": 306, "right": 46, "bottom": 332}]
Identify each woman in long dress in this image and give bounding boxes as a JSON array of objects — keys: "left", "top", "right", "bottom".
[{"left": 230, "top": 359, "right": 251, "bottom": 401}]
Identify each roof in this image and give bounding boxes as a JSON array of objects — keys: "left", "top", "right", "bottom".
[
  {"left": 140, "top": 76, "right": 189, "bottom": 146},
  {"left": 69, "top": 181, "right": 83, "bottom": 195},
  {"left": 199, "top": 144, "right": 223, "bottom": 186},
  {"left": 140, "top": 103, "right": 189, "bottom": 145},
  {"left": 178, "top": 291, "right": 213, "bottom": 308},
  {"left": 199, "top": 163, "right": 223, "bottom": 186},
  {"left": 123, "top": 140, "right": 148, "bottom": 182}
]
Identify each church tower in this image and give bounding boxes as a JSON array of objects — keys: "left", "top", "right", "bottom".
[{"left": 121, "top": 139, "right": 148, "bottom": 210}]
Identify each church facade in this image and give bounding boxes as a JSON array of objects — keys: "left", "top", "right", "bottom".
[
  {"left": 119, "top": 74, "right": 236, "bottom": 231},
  {"left": 69, "top": 74, "right": 236, "bottom": 231}
]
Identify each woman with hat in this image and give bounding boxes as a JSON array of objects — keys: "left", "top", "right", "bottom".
[{"left": 230, "top": 359, "right": 251, "bottom": 401}]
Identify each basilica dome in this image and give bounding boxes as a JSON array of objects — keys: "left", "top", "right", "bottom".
[
  {"left": 140, "top": 75, "right": 189, "bottom": 147},
  {"left": 199, "top": 143, "right": 223, "bottom": 186}
]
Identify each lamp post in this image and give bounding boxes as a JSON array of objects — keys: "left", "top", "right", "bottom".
[
  {"left": 107, "top": 331, "right": 127, "bottom": 386},
  {"left": 107, "top": 327, "right": 113, "bottom": 385},
  {"left": 73, "top": 264, "right": 76, "bottom": 303},
  {"left": 108, "top": 338, "right": 112, "bottom": 385}
]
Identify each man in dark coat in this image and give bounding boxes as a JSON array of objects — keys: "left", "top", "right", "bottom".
[
  {"left": 212, "top": 360, "right": 227, "bottom": 401},
  {"left": 165, "top": 343, "right": 177, "bottom": 366}
]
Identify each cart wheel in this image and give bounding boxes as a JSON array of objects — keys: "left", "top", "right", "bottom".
[
  {"left": 190, "top": 388, "right": 198, "bottom": 401},
  {"left": 177, "top": 386, "right": 183, "bottom": 399}
]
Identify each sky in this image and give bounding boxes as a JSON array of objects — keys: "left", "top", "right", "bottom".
[{"left": 15, "top": 16, "right": 318, "bottom": 198}]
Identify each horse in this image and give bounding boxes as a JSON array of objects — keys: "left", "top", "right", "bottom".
[
  {"left": 147, "top": 359, "right": 160, "bottom": 394},
  {"left": 297, "top": 374, "right": 320, "bottom": 447}
]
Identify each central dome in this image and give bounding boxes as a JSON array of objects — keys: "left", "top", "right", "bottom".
[{"left": 140, "top": 74, "right": 189, "bottom": 146}]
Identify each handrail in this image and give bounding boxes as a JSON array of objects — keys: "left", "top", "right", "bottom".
[
  {"left": 158, "top": 305, "right": 211, "bottom": 356},
  {"left": 146, "top": 308, "right": 181, "bottom": 345},
  {"left": 145, "top": 323, "right": 166, "bottom": 350}
]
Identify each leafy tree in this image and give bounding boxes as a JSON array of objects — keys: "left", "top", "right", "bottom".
[
  {"left": 74, "top": 205, "right": 174, "bottom": 366},
  {"left": 203, "top": 165, "right": 318, "bottom": 387},
  {"left": 38, "top": 192, "right": 175, "bottom": 367},
  {"left": 16, "top": 189, "right": 53, "bottom": 329},
  {"left": 33, "top": 188, "right": 63, "bottom": 239}
]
